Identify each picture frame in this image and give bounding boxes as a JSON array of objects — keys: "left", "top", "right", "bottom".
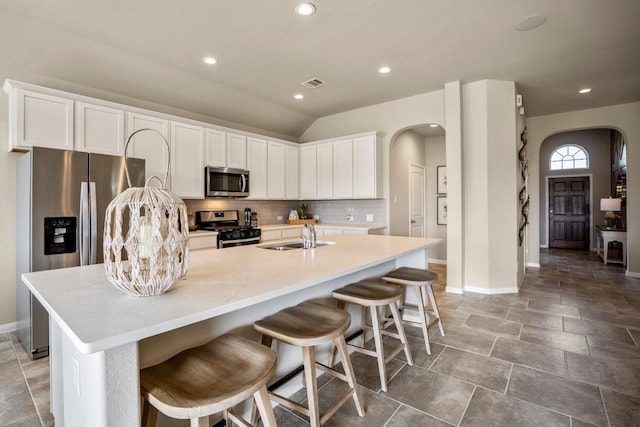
[
  {"left": 437, "top": 196, "right": 447, "bottom": 225},
  {"left": 437, "top": 165, "right": 447, "bottom": 194}
]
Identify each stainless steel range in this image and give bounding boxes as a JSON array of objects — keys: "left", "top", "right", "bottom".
[{"left": 195, "top": 210, "right": 261, "bottom": 248}]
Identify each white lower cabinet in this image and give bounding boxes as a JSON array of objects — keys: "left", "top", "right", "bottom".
[
  {"left": 126, "top": 112, "right": 171, "bottom": 187},
  {"left": 281, "top": 227, "right": 303, "bottom": 239},
  {"left": 75, "top": 102, "right": 124, "bottom": 155},
  {"left": 189, "top": 233, "right": 218, "bottom": 250},
  {"left": 170, "top": 121, "right": 204, "bottom": 198},
  {"left": 260, "top": 229, "right": 283, "bottom": 242}
]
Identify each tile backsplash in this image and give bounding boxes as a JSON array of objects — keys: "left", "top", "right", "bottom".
[{"left": 184, "top": 199, "right": 386, "bottom": 226}]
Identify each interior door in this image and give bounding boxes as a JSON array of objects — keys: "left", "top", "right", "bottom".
[
  {"left": 549, "top": 176, "right": 590, "bottom": 249},
  {"left": 409, "top": 163, "right": 425, "bottom": 237}
]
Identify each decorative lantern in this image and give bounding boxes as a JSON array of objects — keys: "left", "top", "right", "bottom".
[{"left": 103, "top": 129, "right": 189, "bottom": 296}]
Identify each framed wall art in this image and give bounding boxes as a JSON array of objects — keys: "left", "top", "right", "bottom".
[
  {"left": 437, "top": 165, "right": 447, "bottom": 194},
  {"left": 437, "top": 196, "right": 447, "bottom": 225}
]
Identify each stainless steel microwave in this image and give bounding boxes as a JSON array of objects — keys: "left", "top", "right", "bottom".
[{"left": 205, "top": 166, "right": 250, "bottom": 197}]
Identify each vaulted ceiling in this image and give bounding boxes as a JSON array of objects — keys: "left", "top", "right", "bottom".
[{"left": 1, "top": 1, "right": 639, "bottom": 139}]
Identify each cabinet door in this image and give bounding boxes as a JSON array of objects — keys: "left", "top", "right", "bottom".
[
  {"left": 170, "top": 121, "right": 204, "bottom": 198},
  {"left": 75, "top": 102, "right": 124, "bottom": 155},
  {"left": 285, "top": 145, "right": 299, "bottom": 199},
  {"left": 299, "top": 145, "right": 317, "bottom": 199},
  {"left": 353, "top": 135, "right": 381, "bottom": 198},
  {"left": 282, "top": 226, "right": 303, "bottom": 239},
  {"left": 126, "top": 112, "right": 170, "bottom": 188},
  {"left": 333, "top": 139, "right": 353, "bottom": 198},
  {"left": 247, "top": 137, "right": 267, "bottom": 199},
  {"left": 261, "top": 229, "right": 282, "bottom": 242},
  {"left": 204, "top": 128, "right": 226, "bottom": 167},
  {"left": 267, "top": 141, "right": 286, "bottom": 199},
  {"left": 316, "top": 142, "right": 334, "bottom": 199},
  {"left": 227, "top": 133, "right": 247, "bottom": 169},
  {"left": 12, "top": 89, "right": 74, "bottom": 150}
]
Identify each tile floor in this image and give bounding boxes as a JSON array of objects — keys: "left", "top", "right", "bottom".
[{"left": 1, "top": 248, "right": 639, "bottom": 426}]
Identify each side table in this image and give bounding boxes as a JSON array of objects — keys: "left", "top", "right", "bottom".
[{"left": 595, "top": 225, "right": 626, "bottom": 266}]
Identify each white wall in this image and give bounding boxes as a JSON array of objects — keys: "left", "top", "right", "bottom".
[
  {"left": 538, "top": 129, "right": 612, "bottom": 249},
  {"left": 526, "top": 102, "right": 640, "bottom": 277},
  {"left": 424, "top": 135, "right": 447, "bottom": 262}
]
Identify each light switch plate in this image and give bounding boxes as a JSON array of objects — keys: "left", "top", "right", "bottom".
[{"left": 366, "top": 214, "right": 374, "bottom": 222}]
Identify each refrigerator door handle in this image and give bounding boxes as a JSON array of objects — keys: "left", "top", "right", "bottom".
[
  {"left": 80, "top": 182, "right": 90, "bottom": 266},
  {"left": 89, "top": 182, "right": 98, "bottom": 264}
]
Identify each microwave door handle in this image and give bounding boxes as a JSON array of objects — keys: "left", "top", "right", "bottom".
[
  {"left": 79, "top": 182, "right": 90, "bottom": 266},
  {"left": 241, "top": 174, "right": 247, "bottom": 192}
]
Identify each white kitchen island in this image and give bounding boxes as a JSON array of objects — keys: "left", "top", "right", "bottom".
[{"left": 22, "top": 233, "right": 441, "bottom": 427}]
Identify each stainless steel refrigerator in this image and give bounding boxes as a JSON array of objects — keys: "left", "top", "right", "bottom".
[{"left": 16, "top": 147, "right": 144, "bottom": 359}]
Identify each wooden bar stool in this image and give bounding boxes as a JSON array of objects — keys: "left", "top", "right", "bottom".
[
  {"left": 140, "top": 334, "right": 277, "bottom": 427},
  {"left": 332, "top": 278, "right": 414, "bottom": 392},
  {"left": 382, "top": 267, "right": 445, "bottom": 355},
  {"left": 254, "top": 301, "right": 365, "bottom": 427}
]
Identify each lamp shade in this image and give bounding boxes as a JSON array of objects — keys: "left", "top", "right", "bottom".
[{"left": 600, "top": 198, "right": 622, "bottom": 212}]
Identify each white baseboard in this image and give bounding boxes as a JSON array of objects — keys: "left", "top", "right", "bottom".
[
  {"left": 0, "top": 322, "right": 17, "bottom": 334},
  {"left": 527, "top": 262, "right": 541, "bottom": 268},
  {"left": 445, "top": 286, "right": 463, "bottom": 295},
  {"left": 540, "top": 245, "right": 548, "bottom": 249},
  {"left": 626, "top": 270, "right": 640, "bottom": 279},
  {"left": 463, "top": 286, "right": 519, "bottom": 295},
  {"left": 428, "top": 258, "right": 447, "bottom": 265}
]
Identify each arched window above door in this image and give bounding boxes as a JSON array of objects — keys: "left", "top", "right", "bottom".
[{"left": 549, "top": 144, "right": 589, "bottom": 170}]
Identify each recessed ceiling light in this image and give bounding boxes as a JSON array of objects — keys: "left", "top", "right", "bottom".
[
  {"left": 429, "top": 124, "right": 438, "bottom": 128},
  {"left": 378, "top": 66, "right": 391, "bottom": 74},
  {"left": 515, "top": 15, "right": 547, "bottom": 31},
  {"left": 202, "top": 56, "right": 217, "bottom": 65},
  {"left": 294, "top": 94, "right": 304, "bottom": 100},
  {"left": 295, "top": 3, "right": 316, "bottom": 16},
  {"left": 579, "top": 88, "right": 592, "bottom": 94}
]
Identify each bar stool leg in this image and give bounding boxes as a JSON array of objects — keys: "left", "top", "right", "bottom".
[
  {"left": 426, "top": 284, "right": 445, "bottom": 337},
  {"left": 254, "top": 386, "right": 277, "bottom": 427},
  {"left": 191, "top": 416, "right": 209, "bottom": 427},
  {"left": 369, "top": 305, "right": 387, "bottom": 392},
  {"left": 414, "top": 286, "right": 432, "bottom": 354},
  {"left": 142, "top": 399, "right": 158, "bottom": 427},
  {"left": 302, "top": 346, "right": 321, "bottom": 427},
  {"left": 388, "top": 302, "right": 413, "bottom": 366},
  {"left": 334, "top": 335, "right": 365, "bottom": 417}
]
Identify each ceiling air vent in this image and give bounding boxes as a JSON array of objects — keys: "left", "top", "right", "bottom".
[{"left": 301, "top": 78, "right": 326, "bottom": 89}]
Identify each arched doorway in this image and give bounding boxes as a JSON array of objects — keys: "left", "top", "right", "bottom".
[
  {"left": 389, "top": 124, "right": 447, "bottom": 263},
  {"left": 539, "top": 128, "right": 627, "bottom": 254}
]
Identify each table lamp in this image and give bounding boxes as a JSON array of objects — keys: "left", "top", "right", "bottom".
[{"left": 600, "top": 197, "right": 622, "bottom": 228}]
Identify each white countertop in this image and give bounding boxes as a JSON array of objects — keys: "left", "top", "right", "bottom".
[
  {"left": 23, "top": 234, "right": 440, "bottom": 354},
  {"left": 259, "top": 223, "right": 386, "bottom": 231}
]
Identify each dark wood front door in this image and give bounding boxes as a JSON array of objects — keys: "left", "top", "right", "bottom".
[{"left": 549, "top": 177, "right": 590, "bottom": 249}]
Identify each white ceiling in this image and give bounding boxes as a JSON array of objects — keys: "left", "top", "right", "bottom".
[{"left": 1, "top": 1, "right": 639, "bottom": 139}]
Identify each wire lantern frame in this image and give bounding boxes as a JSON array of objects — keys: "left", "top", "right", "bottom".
[{"left": 103, "top": 128, "right": 189, "bottom": 296}]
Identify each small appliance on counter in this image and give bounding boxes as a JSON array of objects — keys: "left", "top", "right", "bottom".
[
  {"left": 244, "top": 207, "right": 252, "bottom": 227},
  {"left": 196, "top": 210, "right": 261, "bottom": 248}
]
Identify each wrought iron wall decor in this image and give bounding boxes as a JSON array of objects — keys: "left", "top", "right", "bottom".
[{"left": 518, "top": 127, "right": 529, "bottom": 246}]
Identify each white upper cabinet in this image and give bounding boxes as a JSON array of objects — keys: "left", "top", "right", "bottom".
[
  {"left": 227, "top": 133, "right": 247, "bottom": 169},
  {"left": 203, "top": 128, "right": 226, "bottom": 167},
  {"left": 299, "top": 144, "right": 317, "bottom": 199},
  {"left": 353, "top": 134, "right": 382, "bottom": 198},
  {"left": 126, "top": 112, "right": 170, "bottom": 188},
  {"left": 170, "top": 121, "right": 204, "bottom": 198},
  {"left": 316, "top": 142, "right": 333, "bottom": 199},
  {"left": 267, "top": 141, "right": 285, "bottom": 199},
  {"left": 285, "top": 145, "right": 299, "bottom": 199},
  {"left": 333, "top": 139, "right": 353, "bottom": 199},
  {"left": 75, "top": 102, "right": 124, "bottom": 155},
  {"left": 247, "top": 137, "right": 267, "bottom": 199},
  {"left": 5, "top": 85, "right": 74, "bottom": 151}
]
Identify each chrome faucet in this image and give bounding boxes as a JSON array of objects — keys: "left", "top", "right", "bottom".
[{"left": 301, "top": 223, "right": 317, "bottom": 249}]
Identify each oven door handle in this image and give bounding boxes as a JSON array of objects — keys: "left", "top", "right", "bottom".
[{"left": 219, "top": 237, "right": 260, "bottom": 248}]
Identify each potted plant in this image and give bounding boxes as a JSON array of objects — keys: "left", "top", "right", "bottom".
[{"left": 297, "top": 202, "right": 310, "bottom": 219}]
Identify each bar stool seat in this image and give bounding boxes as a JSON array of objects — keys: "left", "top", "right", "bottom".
[
  {"left": 382, "top": 267, "right": 445, "bottom": 355},
  {"left": 254, "top": 300, "right": 365, "bottom": 427},
  {"left": 332, "top": 278, "right": 413, "bottom": 392},
  {"left": 140, "top": 334, "right": 277, "bottom": 427}
]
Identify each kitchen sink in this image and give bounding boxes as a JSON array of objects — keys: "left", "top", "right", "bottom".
[{"left": 258, "top": 240, "right": 336, "bottom": 251}]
